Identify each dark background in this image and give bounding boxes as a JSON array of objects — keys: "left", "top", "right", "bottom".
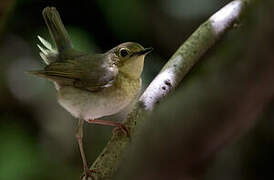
[{"left": 1, "top": 0, "right": 274, "bottom": 180}]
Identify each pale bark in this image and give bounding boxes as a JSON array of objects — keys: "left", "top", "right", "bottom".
[{"left": 88, "top": 0, "right": 254, "bottom": 179}]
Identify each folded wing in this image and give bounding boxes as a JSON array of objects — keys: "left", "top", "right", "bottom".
[{"left": 29, "top": 56, "right": 118, "bottom": 92}]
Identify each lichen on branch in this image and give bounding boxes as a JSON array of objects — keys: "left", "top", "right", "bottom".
[{"left": 88, "top": 0, "right": 253, "bottom": 179}]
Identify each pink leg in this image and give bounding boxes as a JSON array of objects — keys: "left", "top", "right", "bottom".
[
  {"left": 87, "top": 119, "right": 130, "bottom": 137},
  {"left": 76, "top": 119, "right": 96, "bottom": 180}
]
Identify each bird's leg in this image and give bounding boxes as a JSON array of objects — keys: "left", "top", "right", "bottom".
[
  {"left": 76, "top": 119, "right": 95, "bottom": 180},
  {"left": 87, "top": 119, "right": 130, "bottom": 137}
]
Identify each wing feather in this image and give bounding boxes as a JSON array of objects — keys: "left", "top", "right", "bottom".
[{"left": 29, "top": 55, "right": 118, "bottom": 91}]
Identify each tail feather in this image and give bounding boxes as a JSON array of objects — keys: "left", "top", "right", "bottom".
[
  {"left": 37, "top": 35, "right": 53, "bottom": 50},
  {"left": 42, "top": 7, "right": 73, "bottom": 52},
  {"left": 37, "top": 35, "right": 58, "bottom": 65},
  {"left": 37, "top": 44, "right": 50, "bottom": 56},
  {"left": 39, "top": 52, "right": 49, "bottom": 64}
]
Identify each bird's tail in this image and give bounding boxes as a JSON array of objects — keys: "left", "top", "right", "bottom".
[
  {"left": 42, "top": 7, "right": 73, "bottom": 51},
  {"left": 37, "top": 7, "right": 73, "bottom": 65}
]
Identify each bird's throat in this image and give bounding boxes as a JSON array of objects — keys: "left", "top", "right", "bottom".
[{"left": 119, "top": 56, "right": 144, "bottom": 79}]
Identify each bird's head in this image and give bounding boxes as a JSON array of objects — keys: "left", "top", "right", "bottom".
[{"left": 107, "top": 42, "right": 152, "bottom": 79}]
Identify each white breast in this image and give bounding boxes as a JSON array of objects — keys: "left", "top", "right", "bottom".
[{"left": 57, "top": 75, "right": 141, "bottom": 121}]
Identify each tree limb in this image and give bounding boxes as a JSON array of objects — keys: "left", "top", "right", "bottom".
[
  {"left": 114, "top": 1, "right": 274, "bottom": 179},
  {"left": 89, "top": 0, "right": 253, "bottom": 179}
]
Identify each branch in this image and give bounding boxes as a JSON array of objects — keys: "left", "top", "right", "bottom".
[
  {"left": 114, "top": 1, "right": 274, "bottom": 179},
  {"left": 89, "top": 0, "right": 252, "bottom": 179}
]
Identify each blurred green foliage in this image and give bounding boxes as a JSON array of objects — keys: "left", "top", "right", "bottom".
[
  {"left": 96, "top": 0, "right": 145, "bottom": 38},
  {"left": 0, "top": 122, "right": 41, "bottom": 180}
]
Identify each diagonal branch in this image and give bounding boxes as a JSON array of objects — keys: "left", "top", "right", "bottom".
[{"left": 89, "top": 0, "right": 253, "bottom": 179}]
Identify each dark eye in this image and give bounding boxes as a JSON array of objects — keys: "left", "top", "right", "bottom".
[{"left": 119, "top": 48, "right": 129, "bottom": 57}]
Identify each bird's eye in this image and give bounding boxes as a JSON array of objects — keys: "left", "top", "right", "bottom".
[{"left": 119, "top": 48, "right": 129, "bottom": 58}]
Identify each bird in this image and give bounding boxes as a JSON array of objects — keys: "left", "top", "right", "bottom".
[{"left": 28, "top": 7, "right": 152, "bottom": 179}]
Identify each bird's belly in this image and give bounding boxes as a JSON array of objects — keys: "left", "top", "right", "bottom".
[{"left": 57, "top": 78, "right": 141, "bottom": 121}]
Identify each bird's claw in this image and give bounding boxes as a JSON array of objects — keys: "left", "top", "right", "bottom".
[
  {"left": 113, "top": 124, "right": 130, "bottom": 138},
  {"left": 80, "top": 169, "right": 96, "bottom": 180}
]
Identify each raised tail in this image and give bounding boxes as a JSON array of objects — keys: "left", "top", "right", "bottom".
[{"left": 42, "top": 7, "right": 73, "bottom": 52}]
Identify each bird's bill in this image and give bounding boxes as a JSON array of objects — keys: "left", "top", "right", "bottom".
[{"left": 135, "top": 47, "right": 153, "bottom": 56}]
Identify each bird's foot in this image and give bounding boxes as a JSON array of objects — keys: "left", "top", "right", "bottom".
[
  {"left": 80, "top": 169, "right": 96, "bottom": 180},
  {"left": 87, "top": 119, "right": 130, "bottom": 138},
  {"left": 113, "top": 123, "right": 130, "bottom": 138}
]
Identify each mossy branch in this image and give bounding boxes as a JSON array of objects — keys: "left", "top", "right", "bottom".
[{"left": 88, "top": 0, "right": 253, "bottom": 179}]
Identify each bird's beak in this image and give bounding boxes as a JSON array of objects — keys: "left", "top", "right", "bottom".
[{"left": 135, "top": 47, "right": 153, "bottom": 56}]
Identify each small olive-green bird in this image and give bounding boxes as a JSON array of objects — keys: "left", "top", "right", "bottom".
[{"left": 28, "top": 7, "right": 152, "bottom": 179}]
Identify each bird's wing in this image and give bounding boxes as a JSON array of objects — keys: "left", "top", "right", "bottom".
[{"left": 29, "top": 55, "right": 118, "bottom": 91}]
